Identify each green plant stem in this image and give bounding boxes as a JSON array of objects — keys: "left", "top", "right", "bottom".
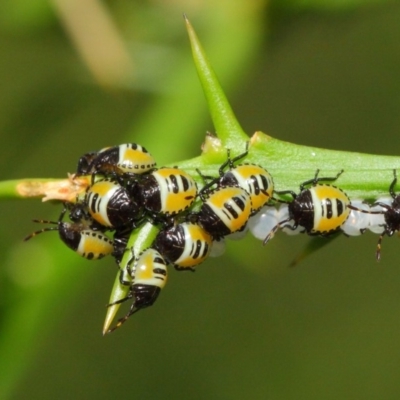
[{"left": 0, "top": 179, "right": 55, "bottom": 199}]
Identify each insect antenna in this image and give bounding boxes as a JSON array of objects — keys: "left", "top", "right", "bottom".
[
  {"left": 23, "top": 220, "right": 60, "bottom": 241},
  {"left": 105, "top": 306, "right": 140, "bottom": 334},
  {"left": 24, "top": 207, "right": 68, "bottom": 241}
]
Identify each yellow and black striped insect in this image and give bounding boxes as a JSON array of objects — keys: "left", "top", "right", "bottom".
[
  {"left": 106, "top": 248, "right": 168, "bottom": 333},
  {"left": 85, "top": 178, "right": 142, "bottom": 230},
  {"left": 139, "top": 167, "right": 198, "bottom": 218},
  {"left": 154, "top": 222, "right": 213, "bottom": 271},
  {"left": 195, "top": 183, "right": 252, "bottom": 240},
  {"left": 24, "top": 207, "right": 114, "bottom": 260},
  {"left": 217, "top": 148, "right": 274, "bottom": 214},
  {"left": 263, "top": 170, "right": 350, "bottom": 244},
  {"left": 76, "top": 143, "right": 156, "bottom": 177}
]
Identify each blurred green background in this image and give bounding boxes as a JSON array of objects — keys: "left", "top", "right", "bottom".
[{"left": 1, "top": 0, "right": 400, "bottom": 399}]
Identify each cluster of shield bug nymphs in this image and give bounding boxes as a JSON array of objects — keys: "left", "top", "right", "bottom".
[{"left": 24, "top": 143, "right": 400, "bottom": 332}]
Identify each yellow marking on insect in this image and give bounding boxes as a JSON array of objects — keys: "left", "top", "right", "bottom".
[
  {"left": 235, "top": 165, "right": 265, "bottom": 178},
  {"left": 91, "top": 212, "right": 110, "bottom": 227},
  {"left": 82, "top": 233, "right": 113, "bottom": 256},
  {"left": 179, "top": 257, "right": 203, "bottom": 268},
  {"left": 135, "top": 252, "right": 155, "bottom": 280},
  {"left": 230, "top": 208, "right": 251, "bottom": 231},
  {"left": 187, "top": 224, "right": 212, "bottom": 243},
  {"left": 165, "top": 193, "right": 194, "bottom": 214},
  {"left": 123, "top": 148, "right": 154, "bottom": 164},
  {"left": 315, "top": 211, "right": 350, "bottom": 232},
  {"left": 209, "top": 187, "right": 244, "bottom": 208},
  {"left": 91, "top": 180, "right": 115, "bottom": 196},
  {"left": 155, "top": 168, "right": 180, "bottom": 178},
  {"left": 313, "top": 185, "right": 348, "bottom": 203}
]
